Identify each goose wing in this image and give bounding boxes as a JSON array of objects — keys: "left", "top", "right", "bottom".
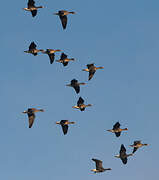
[
  {"left": 120, "top": 144, "right": 127, "bottom": 164},
  {"left": 28, "top": 0, "right": 35, "bottom": 8},
  {"left": 27, "top": 111, "right": 35, "bottom": 128},
  {"left": 92, "top": 159, "right": 103, "bottom": 170},
  {"left": 87, "top": 64, "right": 94, "bottom": 69},
  {"left": 29, "top": 42, "right": 36, "bottom": 51},
  {"left": 59, "top": 15, "right": 67, "bottom": 29},
  {"left": 48, "top": 53, "right": 55, "bottom": 64},
  {"left": 62, "top": 62, "right": 68, "bottom": 66},
  {"left": 31, "top": 10, "right": 37, "bottom": 17},
  {"left": 77, "top": 97, "right": 84, "bottom": 106},
  {"left": 61, "top": 53, "right": 67, "bottom": 60},
  {"left": 71, "top": 79, "right": 80, "bottom": 93},
  {"left": 133, "top": 147, "right": 138, "bottom": 153},
  {"left": 113, "top": 122, "right": 120, "bottom": 130},
  {"left": 115, "top": 132, "right": 121, "bottom": 137},
  {"left": 60, "top": 120, "right": 68, "bottom": 135},
  {"left": 88, "top": 69, "right": 96, "bottom": 80}
]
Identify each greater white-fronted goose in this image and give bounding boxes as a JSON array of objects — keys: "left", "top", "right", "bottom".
[
  {"left": 23, "top": 0, "right": 44, "bottom": 17},
  {"left": 54, "top": 10, "right": 75, "bottom": 29},
  {"left": 107, "top": 122, "right": 128, "bottom": 137},
  {"left": 82, "top": 63, "right": 104, "bottom": 80},
  {"left": 72, "top": 97, "right": 92, "bottom": 111},
  {"left": 66, "top": 79, "right": 86, "bottom": 94},
  {"left": 56, "top": 120, "right": 75, "bottom": 135},
  {"left": 115, "top": 144, "right": 133, "bottom": 164},
  {"left": 91, "top": 159, "right": 112, "bottom": 173},
  {"left": 130, "top": 141, "right": 149, "bottom": 153},
  {"left": 56, "top": 53, "right": 75, "bottom": 66},
  {"left": 22, "top": 108, "right": 44, "bottom": 128},
  {"left": 41, "top": 49, "right": 61, "bottom": 64},
  {"left": 24, "top": 41, "right": 43, "bottom": 56}
]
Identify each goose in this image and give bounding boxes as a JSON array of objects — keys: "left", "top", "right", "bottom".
[
  {"left": 56, "top": 53, "right": 75, "bottom": 66},
  {"left": 22, "top": 108, "right": 44, "bottom": 128},
  {"left": 23, "top": 0, "right": 44, "bottom": 17},
  {"left": 82, "top": 63, "right": 104, "bottom": 80},
  {"left": 72, "top": 97, "right": 92, "bottom": 111},
  {"left": 115, "top": 144, "right": 133, "bottom": 164},
  {"left": 24, "top": 41, "right": 43, "bottom": 56},
  {"left": 66, "top": 79, "right": 86, "bottom": 94},
  {"left": 54, "top": 10, "right": 75, "bottom": 29},
  {"left": 107, "top": 122, "right": 128, "bottom": 137},
  {"left": 41, "top": 49, "right": 61, "bottom": 64},
  {"left": 91, "top": 159, "right": 112, "bottom": 173},
  {"left": 130, "top": 141, "right": 149, "bottom": 153},
  {"left": 56, "top": 120, "right": 75, "bottom": 135}
]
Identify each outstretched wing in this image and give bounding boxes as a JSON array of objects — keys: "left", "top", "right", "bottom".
[
  {"left": 113, "top": 122, "right": 120, "bottom": 130},
  {"left": 115, "top": 132, "right": 121, "bottom": 137},
  {"left": 27, "top": 112, "right": 35, "bottom": 128},
  {"left": 29, "top": 42, "right": 36, "bottom": 51},
  {"left": 88, "top": 69, "right": 96, "bottom": 80},
  {"left": 62, "top": 62, "right": 68, "bottom": 66},
  {"left": 71, "top": 79, "right": 78, "bottom": 85},
  {"left": 87, "top": 64, "right": 94, "bottom": 69},
  {"left": 133, "top": 147, "right": 138, "bottom": 153},
  {"left": 59, "top": 15, "right": 67, "bottom": 29},
  {"left": 60, "top": 120, "right": 68, "bottom": 135},
  {"left": 120, "top": 144, "right": 127, "bottom": 164},
  {"left": 28, "top": 0, "right": 35, "bottom": 8},
  {"left": 121, "top": 157, "right": 127, "bottom": 164},
  {"left": 31, "top": 10, "right": 37, "bottom": 17},
  {"left": 61, "top": 53, "right": 67, "bottom": 60},
  {"left": 92, "top": 159, "right": 103, "bottom": 170},
  {"left": 77, "top": 97, "right": 84, "bottom": 106},
  {"left": 73, "top": 85, "right": 80, "bottom": 94},
  {"left": 48, "top": 53, "right": 55, "bottom": 64}
]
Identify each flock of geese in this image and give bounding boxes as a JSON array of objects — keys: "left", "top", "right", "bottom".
[{"left": 22, "top": 0, "right": 149, "bottom": 174}]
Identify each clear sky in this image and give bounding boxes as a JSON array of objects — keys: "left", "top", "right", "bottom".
[{"left": 1, "top": 0, "right": 159, "bottom": 179}]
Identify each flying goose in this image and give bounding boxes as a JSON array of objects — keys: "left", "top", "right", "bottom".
[
  {"left": 54, "top": 10, "right": 75, "bottom": 29},
  {"left": 24, "top": 41, "right": 43, "bottom": 56},
  {"left": 82, "top": 63, "right": 104, "bottom": 80},
  {"left": 22, "top": 108, "right": 44, "bottom": 128},
  {"left": 23, "top": 0, "right": 44, "bottom": 17},
  {"left": 72, "top": 97, "right": 92, "bottom": 111},
  {"left": 91, "top": 159, "right": 112, "bottom": 173},
  {"left": 56, "top": 53, "right": 75, "bottom": 66},
  {"left": 115, "top": 144, "right": 133, "bottom": 164},
  {"left": 130, "top": 141, "right": 149, "bottom": 154},
  {"left": 66, "top": 79, "right": 86, "bottom": 94},
  {"left": 56, "top": 120, "right": 75, "bottom": 135},
  {"left": 41, "top": 49, "right": 61, "bottom": 64},
  {"left": 107, "top": 122, "right": 128, "bottom": 137}
]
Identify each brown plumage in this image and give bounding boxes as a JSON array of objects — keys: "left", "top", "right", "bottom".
[
  {"left": 66, "top": 79, "right": 86, "bottom": 94},
  {"left": 91, "top": 159, "right": 112, "bottom": 173},
  {"left": 22, "top": 108, "right": 44, "bottom": 128},
  {"left": 72, "top": 97, "right": 92, "bottom": 111},
  {"left": 24, "top": 41, "right": 43, "bottom": 56},
  {"left": 23, "top": 0, "right": 44, "bottom": 17},
  {"left": 82, "top": 63, "right": 104, "bottom": 80},
  {"left": 130, "top": 141, "right": 149, "bottom": 153},
  {"left": 54, "top": 10, "right": 75, "bottom": 29},
  {"left": 56, "top": 120, "right": 75, "bottom": 135},
  {"left": 107, "top": 122, "right": 128, "bottom": 137},
  {"left": 115, "top": 144, "right": 133, "bottom": 164},
  {"left": 56, "top": 53, "right": 75, "bottom": 66}
]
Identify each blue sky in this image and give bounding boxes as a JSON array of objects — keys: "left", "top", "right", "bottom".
[{"left": 1, "top": 0, "right": 159, "bottom": 179}]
